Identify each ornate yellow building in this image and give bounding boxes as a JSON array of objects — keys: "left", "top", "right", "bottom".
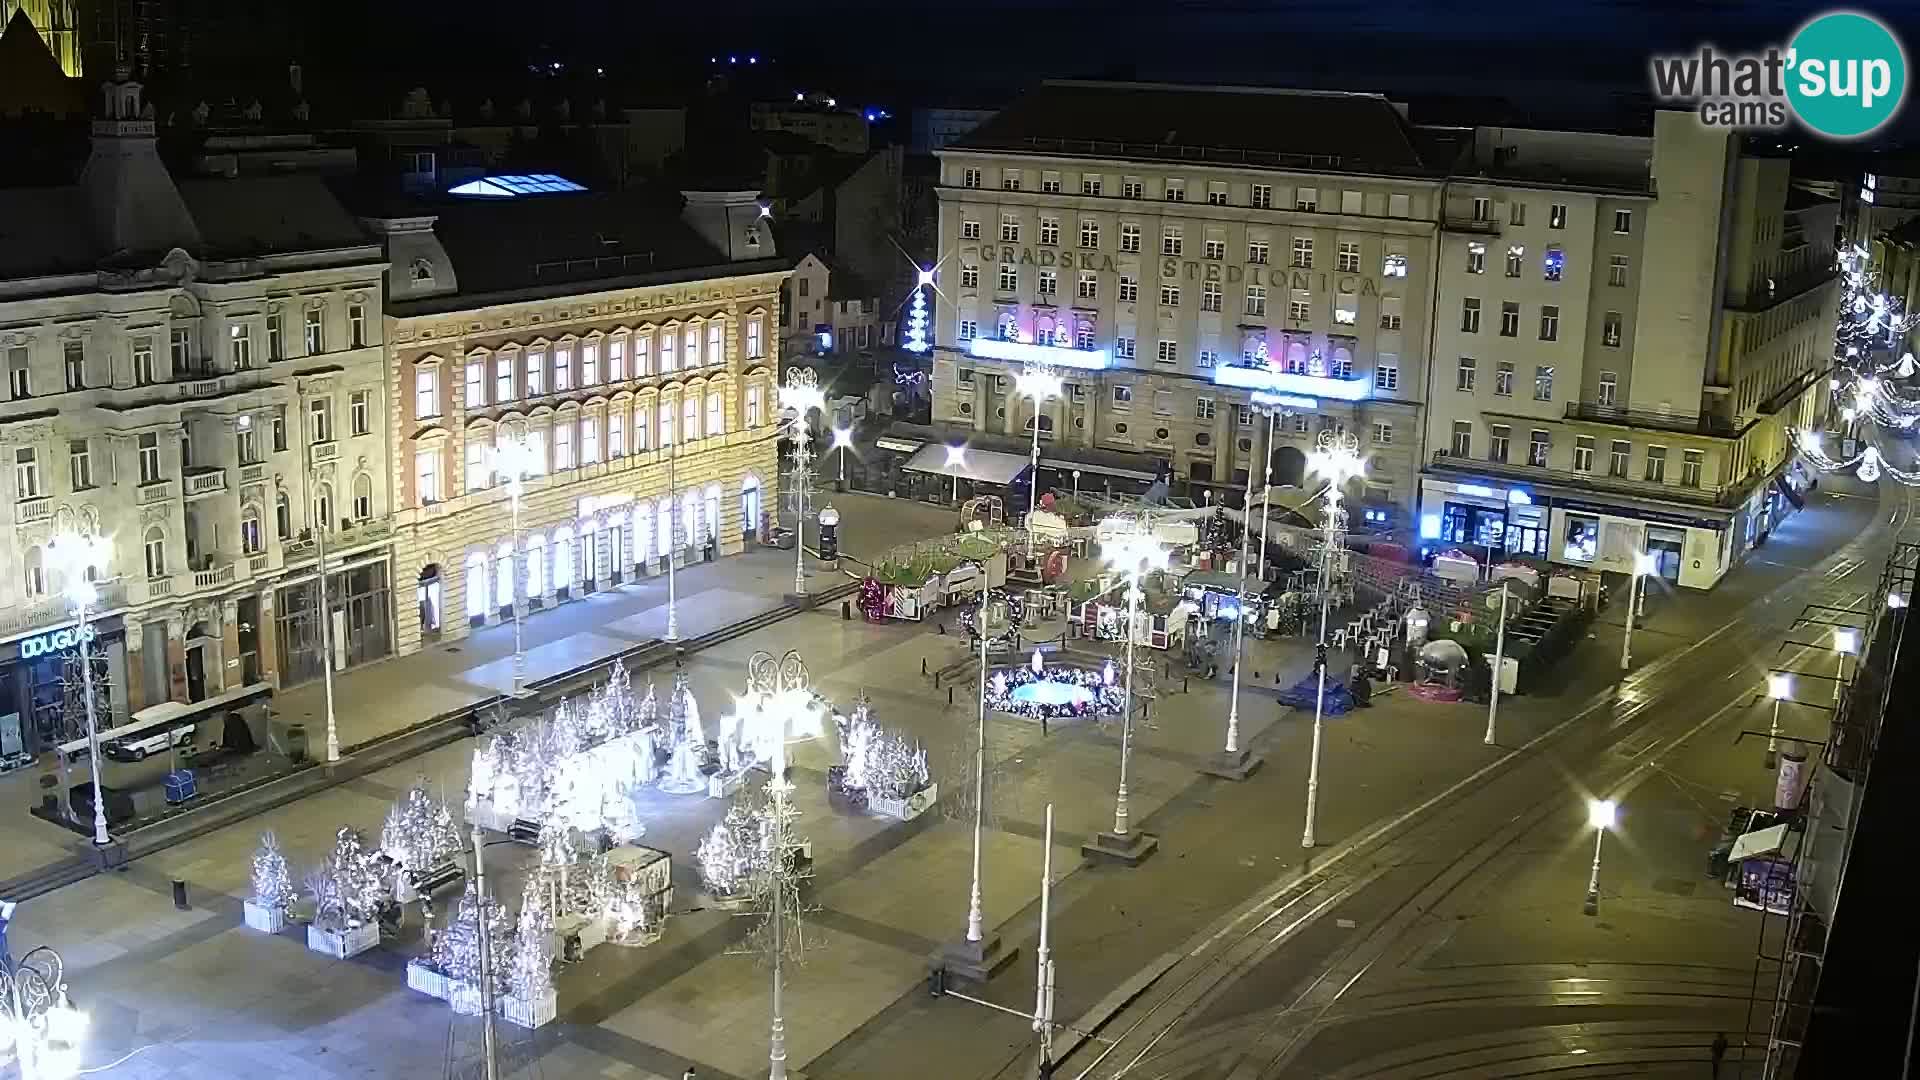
[{"left": 1, "top": 0, "right": 79, "bottom": 76}]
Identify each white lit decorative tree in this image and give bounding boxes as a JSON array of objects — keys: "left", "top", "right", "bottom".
[
  {"left": 250, "top": 831, "right": 295, "bottom": 914},
  {"left": 433, "top": 882, "right": 513, "bottom": 1015},
  {"left": 903, "top": 267, "right": 933, "bottom": 354},
  {"left": 508, "top": 879, "right": 556, "bottom": 1002}
]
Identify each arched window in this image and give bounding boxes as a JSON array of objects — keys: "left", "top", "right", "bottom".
[
  {"left": 494, "top": 542, "right": 514, "bottom": 610},
  {"left": 1284, "top": 341, "right": 1308, "bottom": 375},
  {"left": 241, "top": 505, "right": 263, "bottom": 554},
  {"left": 276, "top": 491, "right": 292, "bottom": 538},
  {"left": 410, "top": 258, "right": 435, "bottom": 284},
  {"left": 144, "top": 527, "right": 167, "bottom": 578},
  {"left": 740, "top": 475, "right": 763, "bottom": 540},
  {"left": 22, "top": 547, "right": 45, "bottom": 598},
  {"left": 525, "top": 534, "right": 545, "bottom": 597},
  {"left": 999, "top": 313, "right": 1019, "bottom": 341},
  {"left": 465, "top": 551, "right": 489, "bottom": 618},
  {"left": 352, "top": 473, "right": 374, "bottom": 521}
]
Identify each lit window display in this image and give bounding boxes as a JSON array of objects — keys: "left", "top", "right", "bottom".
[{"left": 1562, "top": 514, "right": 1599, "bottom": 562}]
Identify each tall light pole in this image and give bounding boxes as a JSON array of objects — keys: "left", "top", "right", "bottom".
[
  {"left": 1583, "top": 798, "right": 1617, "bottom": 916},
  {"left": 1619, "top": 551, "right": 1656, "bottom": 671},
  {"left": 967, "top": 560, "right": 991, "bottom": 944},
  {"left": 1033, "top": 802, "right": 1057, "bottom": 1078},
  {"left": 1090, "top": 516, "right": 1168, "bottom": 861},
  {"left": 488, "top": 431, "right": 542, "bottom": 696},
  {"left": 0, "top": 943, "right": 88, "bottom": 1080},
  {"left": 780, "top": 368, "right": 826, "bottom": 598},
  {"left": 1248, "top": 399, "right": 1293, "bottom": 588},
  {"left": 1765, "top": 672, "right": 1792, "bottom": 769},
  {"left": 665, "top": 439, "right": 678, "bottom": 642},
  {"left": 1484, "top": 580, "right": 1510, "bottom": 746},
  {"left": 1208, "top": 458, "right": 1259, "bottom": 778},
  {"left": 468, "top": 824, "right": 499, "bottom": 1080},
  {"left": 296, "top": 385, "right": 341, "bottom": 763},
  {"left": 1014, "top": 362, "right": 1063, "bottom": 556},
  {"left": 946, "top": 444, "right": 967, "bottom": 504},
  {"left": 47, "top": 532, "right": 112, "bottom": 848},
  {"left": 1301, "top": 430, "right": 1364, "bottom": 850},
  {"left": 831, "top": 426, "right": 853, "bottom": 488},
  {"left": 1071, "top": 469, "right": 1081, "bottom": 503}
]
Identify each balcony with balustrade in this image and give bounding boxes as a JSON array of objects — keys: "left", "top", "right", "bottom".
[
  {"left": 1561, "top": 401, "right": 1749, "bottom": 439},
  {"left": 0, "top": 580, "right": 129, "bottom": 637},
  {"left": 183, "top": 467, "right": 228, "bottom": 499},
  {"left": 15, "top": 495, "right": 52, "bottom": 525}
]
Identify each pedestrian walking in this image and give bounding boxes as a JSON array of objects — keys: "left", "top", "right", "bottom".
[
  {"left": 1709, "top": 1032, "right": 1728, "bottom": 1076},
  {"left": 683, "top": 1068, "right": 697, "bottom": 1080}
]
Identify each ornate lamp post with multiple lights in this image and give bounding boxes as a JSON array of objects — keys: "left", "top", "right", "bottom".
[
  {"left": 1207, "top": 461, "right": 1262, "bottom": 780},
  {"left": 46, "top": 532, "right": 113, "bottom": 847},
  {"left": 1084, "top": 515, "right": 1168, "bottom": 865},
  {"left": 780, "top": 369, "right": 826, "bottom": 599},
  {"left": 1301, "top": 430, "right": 1364, "bottom": 850},
  {"left": 1013, "top": 363, "right": 1063, "bottom": 556},
  {"left": 487, "top": 431, "right": 543, "bottom": 696}
]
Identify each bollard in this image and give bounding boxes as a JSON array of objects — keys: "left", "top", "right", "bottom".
[
  {"left": 934, "top": 672, "right": 941, "bottom": 689},
  {"left": 842, "top": 600, "right": 852, "bottom": 620},
  {"left": 948, "top": 686, "right": 954, "bottom": 706},
  {"left": 922, "top": 657, "right": 929, "bottom": 676},
  {"left": 1183, "top": 677, "right": 1189, "bottom": 693},
  {"left": 172, "top": 878, "right": 188, "bottom": 910}
]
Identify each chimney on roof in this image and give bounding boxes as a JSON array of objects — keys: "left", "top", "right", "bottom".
[{"left": 681, "top": 189, "right": 777, "bottom": 262}]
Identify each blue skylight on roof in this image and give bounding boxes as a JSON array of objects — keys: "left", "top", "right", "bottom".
[{"left": 448, "top": 174, "right": 587, "bottom": 198}]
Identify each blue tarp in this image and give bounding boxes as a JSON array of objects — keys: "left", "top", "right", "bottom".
[{"left": 1274, "top": 673, "right": 1354, "bottom": 716}]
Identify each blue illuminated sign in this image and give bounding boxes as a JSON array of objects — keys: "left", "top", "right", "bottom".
[
  {"left": 1212, "top": 364, "right": 1372, "bottom": 401},
  {"left": 968, "top": 338, "right": 1111, "bottom": 370},
  {"left": 20, "top": 624, "right": 96, "bottom": 660}
]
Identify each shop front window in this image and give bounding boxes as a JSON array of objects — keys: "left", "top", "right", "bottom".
[
  {"left": 1562, "top": 515, "right": 1599, "bottom": 562},
  {"left": 1441, "top": 502, "right": 1505, "bottom": 549}
]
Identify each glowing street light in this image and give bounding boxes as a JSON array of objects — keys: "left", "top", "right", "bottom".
[
  {"left": 1583, "top": 798, "right": 1617, "bottom": 916},
  {"left": 1013, "top": 363, "right": 1064, "bottom": 555},
  {"left": 1097, "top": 517, "right": 1170, "bottom": 853},
  {"left": 1833, "top": 627, "right": 1858, "bottom": 707},
  {"left": 1765, "top": 672, "right": 1793, "bottom": 769},
  {"left": 0, "top": 944, "right": 86, "bottom": 1080},
  {"left": 831, "top": 426, "right": 854, "bottom": 486},
  {"left": 1484, "top": 579, "right": 1511, "bottom": 746},
  {"left": 945, "top": 444, "right": 968, "bottom": 503},
  {"left": 1619, "top": 551, "right": 1658, "bottom": 671},
  {"left": 488, "top": 432, "right": 544, "bottom": 694},
  {"left": 1301, "top": 431, "right": 1364, "bottom": 850},
  {"left": 46, "top": 531, "right": 113, "bottom": 847},
  {"left": 781, "top": 369, "right": 826, "bottom": 598}
]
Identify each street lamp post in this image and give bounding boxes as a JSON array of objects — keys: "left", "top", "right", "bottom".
[
  {"left": 1833, "top": 628, "right": 1858, "bottom": 708},
  {"left": 487, "top": 432, "right": 543, "bottom": 696},
  {"left": 46, "top": 533, "right": 113, "bottom": 848},
  {"left": 1071, "top": 469, "right": 1081, "bottom": 503},
  {"left": 0, "top": 944, "right": 87, "bottom": 1080},
  {"left": 1766, "top": 673, "right": 1792, "bottom": 769},
  {"left": 780, "top": 369, "right": 826, "bottom": 600},
  {"left": 1085, "top": 516, "right": 1168, "bottom": 863},
  {"left": 1302, "top": 431, "right": 1364, "bottom": 850},
  {"left": 831, "top": 426, "right": 853, "bottom": 489},
  {"left": 1014, "top": 363, "right": 1063, "bottom": 556},
  {"left": 1207, "top": 461, "right": 1260, "bottom": 779},
  {"left": 1619, "top": 552, "right": 1657, "bottom": 671},
  {"left": 1583, "top": 798, "right": 1617, "bottom": 916},
  {"left": 1485, "top": 581, "right": 1509, "bottom": 746},
  {"left": 946, "top": 444, "right": 967, "bottom": 504}
]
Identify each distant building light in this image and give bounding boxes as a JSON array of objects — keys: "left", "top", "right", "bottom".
[{"left": 448, "top": 173, "right": 586, "bottom": 198}]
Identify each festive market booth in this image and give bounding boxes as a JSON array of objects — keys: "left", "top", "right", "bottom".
[
  {"left": 1068, "top": 574, "right": 1195, "bottom": 651},
  {"left": 858, "top": 533, "right": 1012, "bottom": 622}
]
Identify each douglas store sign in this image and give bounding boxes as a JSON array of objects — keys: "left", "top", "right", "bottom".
[{"left": 19, "top": 624, "right": 97, "bottom": 659}]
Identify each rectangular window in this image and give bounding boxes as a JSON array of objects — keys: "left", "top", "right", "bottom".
[
  {"left": 351, "top": 390, "right": 371, "bottom": 435},
  {"left": 1341, "top": 189, "right": 1363, "bottom": 214},
  {"left": 1382, "top": 250, "right": 1407, "bottom": 278},
  {"left": 1161, "top": 226, "right": 1183, "bottom": 256},
  {"left": 1613, "top": 209, "right": 1633, "bottom": 234},
  {"left": 138, "top": 432, "right": 161, "bottom": 483},
  {"left": 1608, "top": 440, "right": 1630, "bottom": 477},
  {"left": 707, "top": 392, "right": 724, "bottom": 437},
  {"left": 1381, "top": 296, "right": 1403, "bottom": 330},
  {"left": 1495, "top": 362, "right": 1514, "bottom": 396},
  {"left": 1574, "top": 436, "right": 1595, "bottom": 472},
  {"left": 415, "top": 367, "right": 439, "bottom": 419},
  {"left": 1196, "top": 349, "right": 1218, "bottom": 369},
  {"left": 1120, "top": 223, "right": 1141, "bottom": 253},
  {"left": 349, "top": 304, "right": 367, "bottom": 348},
  {"left": 746, "top": 319, "right": 763, "bottom": 359},
  {"left": 1489, "top": 424, "right": 1511, "bottom": 463},
  {"left": 682, "top": 396, "right": 699, "bottom": 442},
  {"left": 554, "top": 422, "right": 574, "bottom": 469},
  {"left": 1542, "top": 246, "right": 1565, "bottom": 282},
  {"left": 1207, "top": 182, "right": 1228, "bottom": 206},
  {"left": 1118, "top": 276, "right": 1138, "bottom": 303},
  {"left": 267, "top": 314, "right": 284, "bottom": 361},
  {"left": 998, "top": 265, "right": 1018, "bottom": 292},
  {"left": 1289, "top": 290, "right": 1311, "bottom": 322},
  {"left": 1292, "top": 237, "right": 1313, "bottom": 268},
  {"left": 1461, "top": 297, "right": 1481, "bottom": 333},
  {"left": 272, "top": 406, "right": 287, "bottom": 451},
  {"left": 1534, "top": 365, "right": 1555, "bottom": 401},
  {"left": 1372, "top": 421, "right": 1393, "bottom": 445},
  {"left": 1123, "top": 177, "right": 1143, "bottom": 199},
  {"left": 1038, "top": 269, "right": 1057, "bottom": 297},
  {"left": 635, "top": 334, "right": 654, "bottom": 375},
  {"left": 1001, "top": 214, "right": 1020, "bottom": 243},
  {"left": 303, "top": 308, "right": 323, "bottom": 354},
  {"left": 1682, "top": 449, "right": 1704, "bottom": 487},
  {"left": 1081, "top": 175, "right": 1102, "bottom": 196},
  {"left": 582, "top": 415, "right": 600, "bottom": 463},
  {"left": 1539, "top": 305, "right": 1560, "bottom": 341},
  {"left": 582, "top": 341, "right": 600, "bottom": 385},
  {"left": 1506, "top": 245, "right": 1523, "bottom": 277},
  {"left": 1251, "top": 184, "right": 1272, "bottom": 209},
  {"left": 1334, "top": 292, "right": 1357, "bottom": 325},
  {"left": 526, "top": 349, "right": 547, "bottom": 395},
  {"left": 62, "top": 341, "right": 84, "bottom": 389},
  {"left": 1245, "top": 285, "right": 1267, "bottom": 316},
  {"left": 1164, "top": 179, "right": 1186, "bottom": 202},
  {"left": 1080, "top": 220, "right": 1099, "bottom": 248},
  {"left": 134, "top": 337, "right": 157, "bottom": 384},
  {"left": 1160, "top": 283, "right": 1181, "bottom": 307},
  {"left": 69, "top": 438, "right": 91, "bottom": 489},
  {"left": 1152, "top": 389, "right": 1174, "bottom": 415},
  {"left": 1466, "top": 242, "right": 1486, "bottom": 274},
  {"left": 959, "top": 319, "right": 978, "bottom": 341},
  {"left": 466, "top": 440, "right": 489, "bottom": 491},
  {"left": 496, "top": 355, "right": 514, "bottom": 400},
  {"left": 1598, "top": 370, "right": 1618, "bottom": 405},
  {"left": 1077, "top": 272, "right": 1097, "bottom": 299},
  {"left": 1375, "top": 355, "right": 1399, "bottom": 392},
  {"left": 309, "top": 397, "right": 333, "bottom": 443},
  {"left": 1510, "top": 201, "right": 1527, "bottom": 225},
  {"left": 1295, "top": 187, "right": 1318, "bottom": 211},
  {"left": 1645, "top": 444, "right": 1666, "bottom": 482},
  {"left": 1500, "top": 302, "right": 1520, "bottom": 337},
  {"left": 1195, "top": 396, "right": 1215, "bottom": 420},
  {"left": 169, "top": 329, "right": 191, "bottom": 374},
  {"left": 962, "top": 167, "right": 981, "bottom": 189},
  {"left": 13, "top": 448, "right": 38, "bottom": 498},
  {"left": 608, "top": 337, "right": 626, "bottom": 380},
  {"left": 1472, "top": 196, "right": 1492, "bottom": 221},
  {"left": 1529, "top": 429, "right": 1550, "bottom": 467},
  {"left": 633, "top": 405, "right": 651, "bottom": 450},
  {"left": 608, "top": 411, "right": 626, "bottom": 457},
  {"left": 1156, "top": 340, "right": 1178, "bottom": 365},
  {"left": 661, "top": 332, "right": 678, "bottom": 373},
  {"left": 1040, "top": 217, "right": 1059, "bottom": 245},
  {"left": 1602, "top": 311, "right": 1623, "bottom": 347},
  {"left": 1077, "top": 326, "right": 1096, "bottom": 350},
  {"left": 1002, "top": 171, "right": 1021, "bottom": 191},
  {"left": 466, "top": 361, "right": 485, "bottom": 407},
  {"left": 557, "top": 343, "right": 578, "bottom": 389},
  {"left": 1608, "top": 255, "right": 1629, "bottom": 287},
  {"left": 416, "top": 447, "right": 440, "bottom": 502},
  {"left": 1248, "top": 240, "right": 1270, "bottom": 265},
  {"left": 1041, "top": 172, "right": 1062, "bottom": 194},
  {"left": 1201, "top": 281, "right": 1222, "bottom": 312},
  {"left": 962, "top": 220, "right": 981, "bottom": 240},
  {"left": 1112, "top": 385, "right": 1134, "bottom": 408},
  {"left": 1337, "top": 242, "right": 1360, "bottom": 273},
  {"left": 1116, "top": 337, "right": 1135, "bottom": 360},
  {"left": 1457, "top": 356, "right": 1478, "bottom": 392},
  {"left": 1549, "top": 203, "right": 1567, "bottom": 229},
  {"left": 1204, "top": 238, "right": 1225, "bottom": 260}
]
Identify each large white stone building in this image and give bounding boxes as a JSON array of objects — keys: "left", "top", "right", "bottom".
[
  {"left": 0, "top": 71, "right": 393, "bottom": 755},
  {"left": 355, "top": 181, "right": 788, "bottom": 658},
  {"left": 929, "top": 82, "right": 1837, "bottom": 589}
]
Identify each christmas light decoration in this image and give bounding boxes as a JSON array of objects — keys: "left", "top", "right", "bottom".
[
  {"left": 508, "top": 879, "right": 556, "bottom": 1001},
  {"left": 467, "top": 664, "right": 667, "bottom": 829},
  {"left": 250, "top": 831, "right": 296, "bottom": 915},
  {"left": 982, "top": 660, "right": 1126, "bottom": 722},
  {"left": 838, "top": 697, "right": 930, "bottom": 800},
  {"left": 307, "top": 827, "right": 388, "bottom": 932},
  {"left": 697, "top": 802, "right": 765, "bottom": 900},
  {"left": 904, "top": 267, "right": 932, "bottom": 354},
  {"left": 432, "top": 882, "right": 513, "bottom": 1015},
  {"left": 382, "top": 784, "right": 462, "bottom": 887}
]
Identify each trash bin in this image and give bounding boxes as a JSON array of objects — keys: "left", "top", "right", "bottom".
[{"left": 285, "top": 724, "right": 309, "bottom": 764}]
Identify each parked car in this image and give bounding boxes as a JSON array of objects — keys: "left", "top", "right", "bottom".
[{"left": 103, "top": 724, "right": 194, "bottom": 762}]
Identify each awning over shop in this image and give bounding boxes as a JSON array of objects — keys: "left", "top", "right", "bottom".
[
  {"left": 1039, "top": 456, "right": 1158, "bottom": 482},
  {"left": 1730, "top": 823, "right": 1792, "bottom": 863},
  {"left": 902, "top": 444, "right": 1032, "bottom": 486}
]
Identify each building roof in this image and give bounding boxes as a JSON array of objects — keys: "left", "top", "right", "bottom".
[
  {"left": 0, "top": 186, "right": 97, "bottom": 276},
  {"left": 952, "top": 80, "right": 1434, "bottom": 177},
  {"left": 176, "top": 175, "right": 372, "bottom": 258}
]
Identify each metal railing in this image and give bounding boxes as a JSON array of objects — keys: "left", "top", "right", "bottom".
[
  {"left": 1563, "top": 401, "right": 1745, "bottom": 438},
  {"left": 15, "top": 496, "right": 52, "bottom": 524},
  {"left": 184, "top": 469, "right": 227, "bottom": 496}
]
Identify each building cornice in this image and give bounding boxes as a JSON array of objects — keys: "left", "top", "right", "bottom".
[{"left": 387, "top": 260, "right": 792, "bottom": 320}]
